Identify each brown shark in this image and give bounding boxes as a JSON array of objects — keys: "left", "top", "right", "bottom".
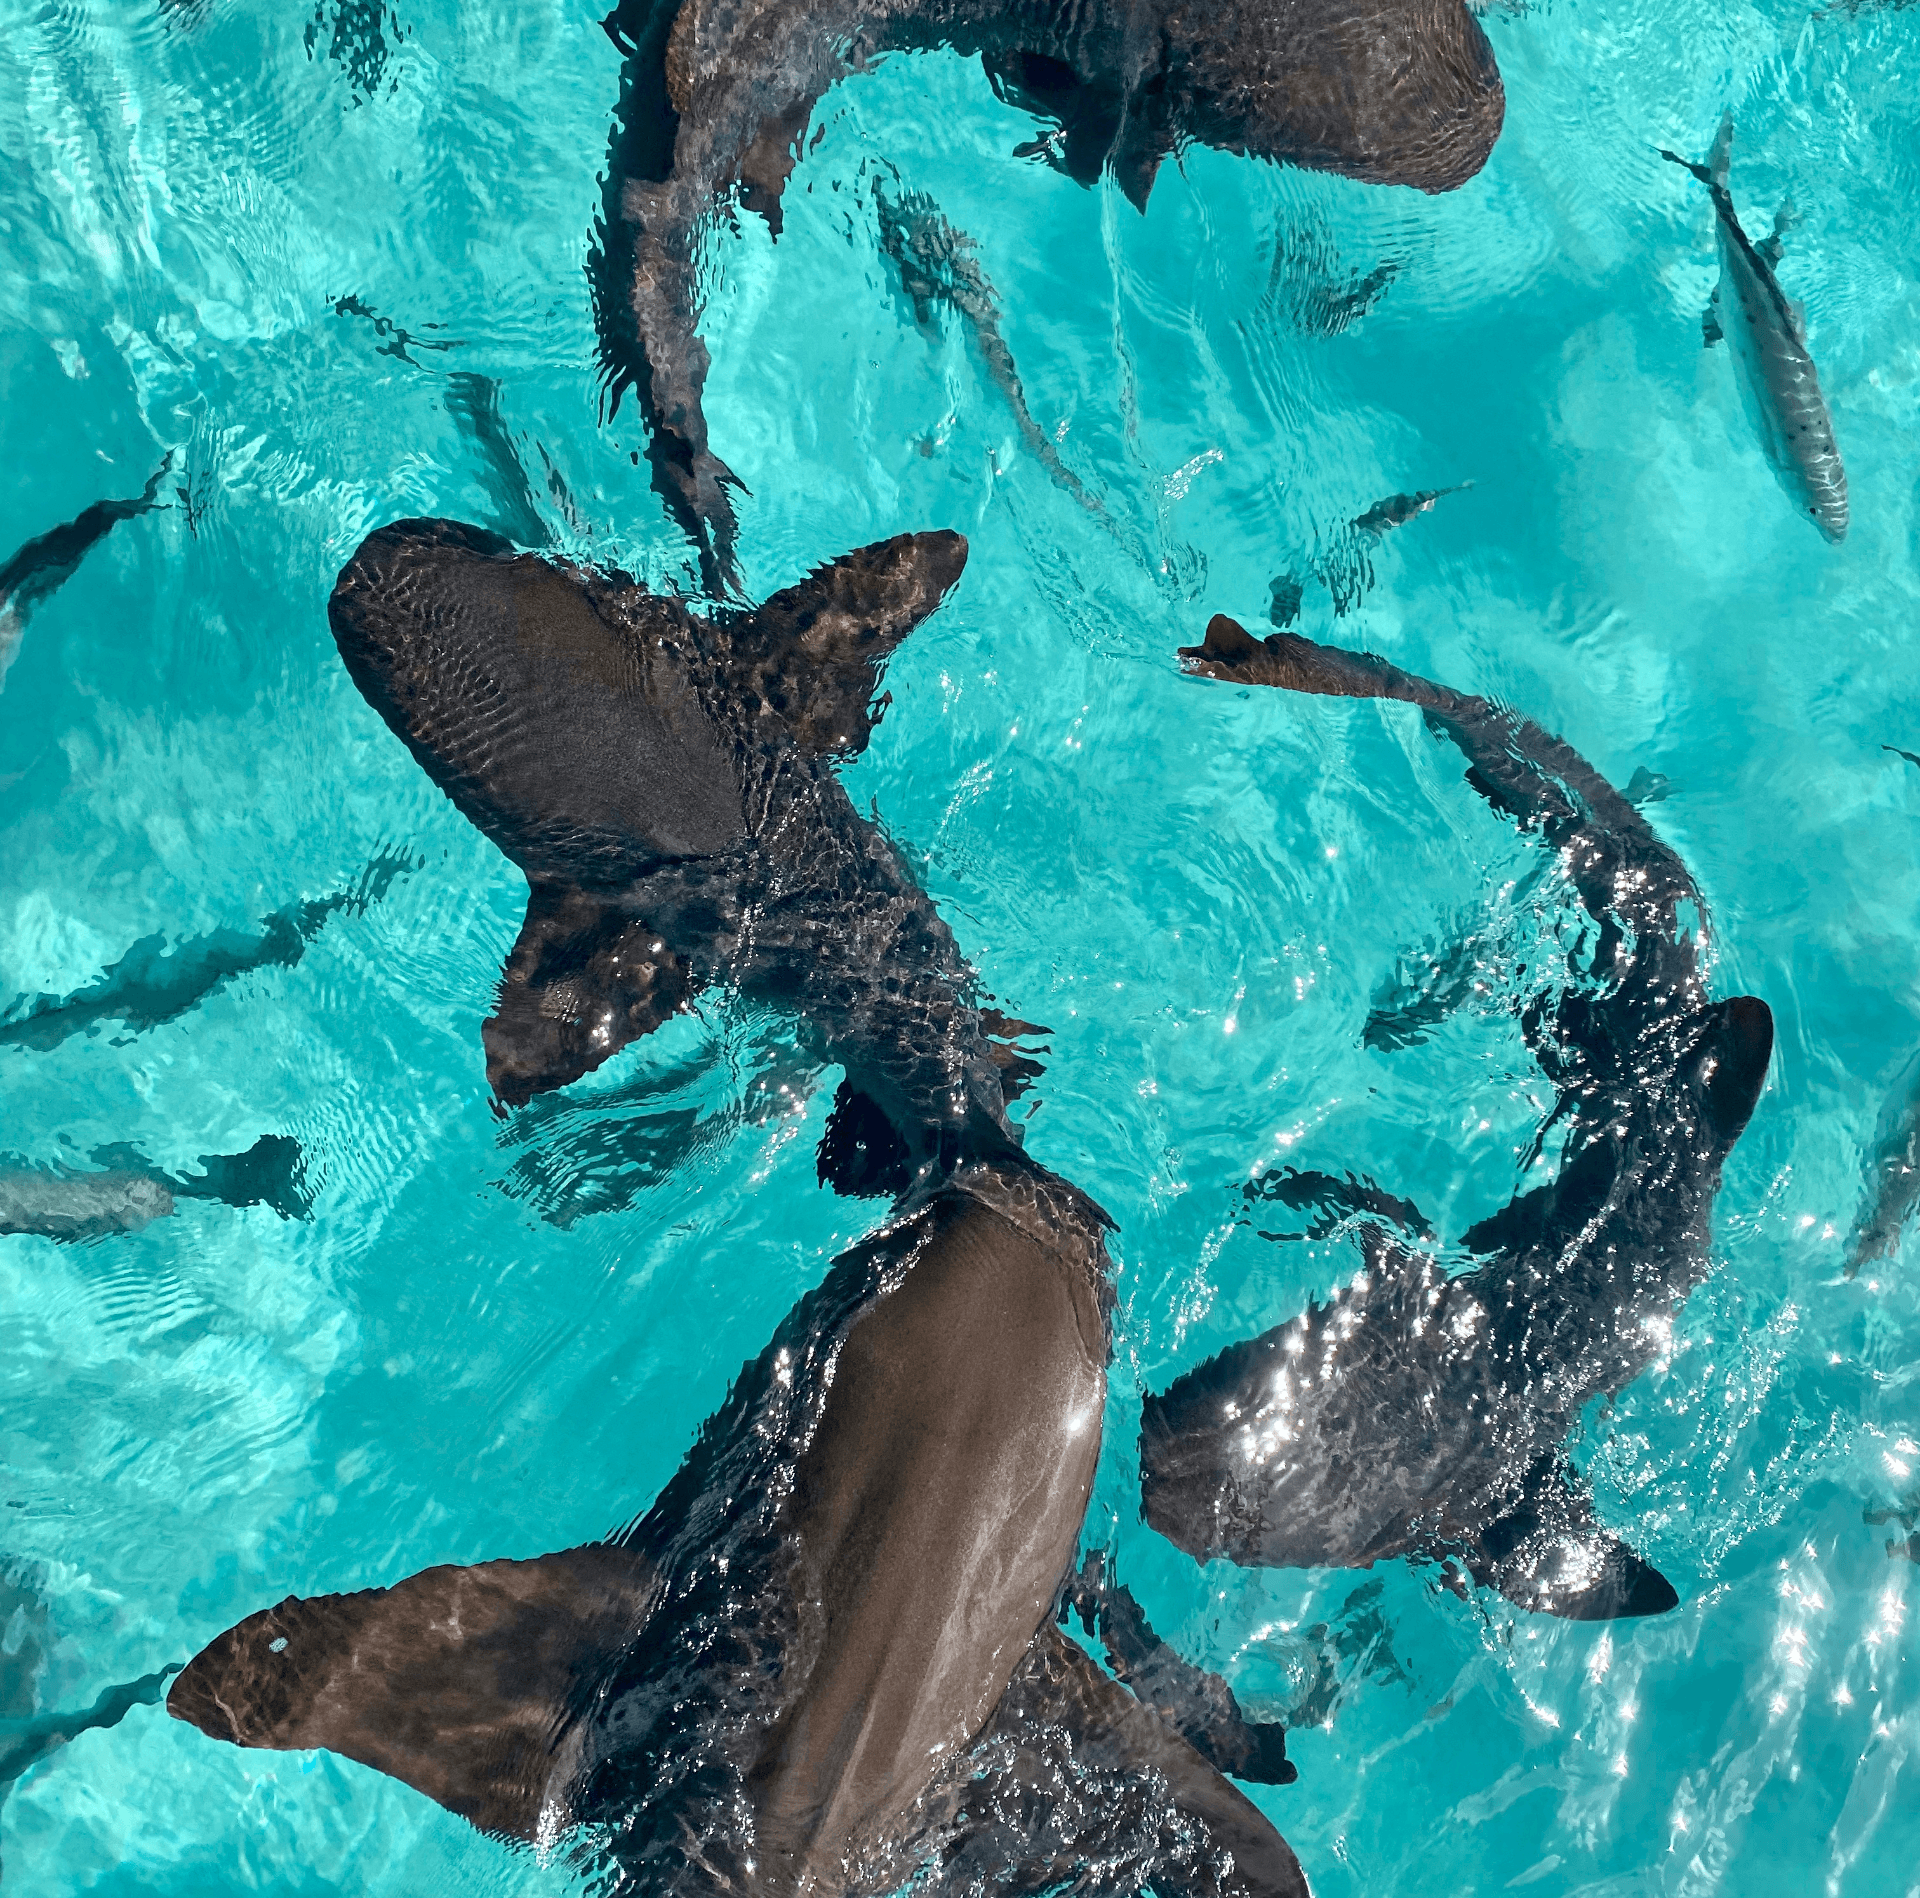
[
  {"left": 326, "top": 516, "right": 1023, "bottom": 1188},
  {"left": 592, "top": 0, "right": 1506, "bottom": 588},
  {"left": 167, "top": 1153, "right": 1310, "bottom": 1895}
]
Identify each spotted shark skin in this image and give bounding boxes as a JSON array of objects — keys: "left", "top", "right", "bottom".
[
  {"left": 592, "top": 0, "right": 1505, "bottom": 589},
  {"left": 1138, "top": 618, "right": 1774, "bottom": 1621},
  {"left": 1660, "top": 115, "right": 1849, "bottom": 542}
]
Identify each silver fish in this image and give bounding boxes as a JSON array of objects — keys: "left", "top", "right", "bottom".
[{"left": 1660, "top": 115, "right": 1848, "bottom": 542}]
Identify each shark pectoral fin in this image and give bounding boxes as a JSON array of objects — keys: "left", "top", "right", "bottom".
[
  {"left": 1109, "top": 91, "right": 1171, "bottom": 212},
  {"left": 945, "top": 1623, "right": 1309, "bottom": 1897},
  {"left": 1470, "top": 1459, "right": 1677, "bottom": 1622},
  {"left": 732, "top": 530, "right": 968, "bottom": 756},
  {"left": 1692, "top": 994, "right": 1774, "bottom": 1153},
  {"left": 1702, "top": 293, "right": 1724, "bottom": 347},
  {"left": 485, "top": 883, "right": 694, "bottom": 1107},
  {"left": 167, "top": 1545, "right": 651, "bottom": 1840}
]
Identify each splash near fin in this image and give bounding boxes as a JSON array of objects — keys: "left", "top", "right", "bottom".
[
  {"left": 1467, "top": 1457, "right": 1677, "bottom": 1621},
  {"left": 486, "top": 883, "right": 694, "bottom": 1107},
  {"left": 939, "top": 1623, "right": 1309, "bottom": 1896},
  {"left": 167, "top": 1545, "right": 653, "bottom": 1841},
  {"left": 725, "top": 530, "right": 968, "bottom": 757}
]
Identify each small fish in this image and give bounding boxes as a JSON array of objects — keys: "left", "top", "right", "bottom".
[
  {"left": 0, "top": 456, "right": 172, "bottom": 692},
  {"left": 1350, "top": 481, "right": 1472, "bottom": 537},
  {"left": 1847, "top": 1043, "right": 1920, "bottom": 1275},
  {"left": 1660, "top": 115, "right": 1848, "bottom": 542},
  {"left": 0, "top": 851, "right": 415, "bottom": 1054},
  {"left": 873, "top": 180, "right": 1098, "bottom": 513},
  {"left": 0, "top": 1134, "right": 311, "bottom": 1241}
]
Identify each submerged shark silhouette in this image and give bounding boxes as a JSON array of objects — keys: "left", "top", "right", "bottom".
[
  {"left": 0, "top": 456, "right": 171, "bottom": 692},
  {"left": 1659, "top": 114, "right": 1848, "bottom": 542},
  {"left": 1138, "top": 617, "right": 1774, "bottom": 1621},
  {"left": 592, "top": 0, "right": 1506, "bottom": 588}
]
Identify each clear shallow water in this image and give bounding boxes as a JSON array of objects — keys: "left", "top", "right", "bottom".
[{"left": 2, "top": 0, "right": 1919, "bottom": 1891}]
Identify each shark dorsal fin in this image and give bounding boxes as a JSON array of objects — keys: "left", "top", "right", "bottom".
[
  {"left": 717, "top": 531, "right": 968, "bottom": 757},
  {"left": 168, "top": 1545, "right": 653, "bottom": 1841},
  {"left": 1694, "top": 994, "right": 1774, "bottom": 1153}
]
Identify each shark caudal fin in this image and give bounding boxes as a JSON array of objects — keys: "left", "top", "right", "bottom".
[
  {"left": 167, "top": 1134, "right": 313, "bottom": 1221},
  {"left": 1466, "top": 1456, "right": 1677, "bottom": 1621},
  {"left": 168, "top": 1545, "right": 653, "bottom": 1840},
  {"left": 721, "top": 530, "right": 968, "bottom": 758}
]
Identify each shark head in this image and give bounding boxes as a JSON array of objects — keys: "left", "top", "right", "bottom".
[{"left": 1166, "top": 0, "right": 1505, "bottom": 194}]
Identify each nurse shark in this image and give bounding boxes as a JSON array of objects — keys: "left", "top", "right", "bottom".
[
  {"left": 1138, "top": 617, "right": 1774, "bottom": 1620},
  {"left": 322, "top": 517, "right": 1027, "bottom": 1183},
  {"left": 166, "top": 523, "right": 1309, "bottom": 1892},
  {"left": 593, "top": 0, "right": 1505, "bottom": 589},
  {"left": 1660, "top": 114, "right": 1848, "bottom": 542}
]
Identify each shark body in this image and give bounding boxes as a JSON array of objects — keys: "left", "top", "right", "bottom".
[
  {"left": 0, "top": 457, "right": 171, "bottom": 691},
  {"left": 1138, "top": 618, "right": 1774, "bottom": 1620}
]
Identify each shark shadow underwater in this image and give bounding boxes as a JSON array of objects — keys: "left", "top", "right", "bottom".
[
  {"left": 166, "top": 521, "right": 1311, "bottom": 1894},
  {"left": 1138, "top": 617, "right": 1774, "bottom": 1621},
  {"left": 593, "top": 0, "right": 1506, "bottom": 589}
]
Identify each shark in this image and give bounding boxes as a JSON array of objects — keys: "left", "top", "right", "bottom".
[
  {"left": 1659, "top": 114, "right": 1848, "bottom": 543},
  {"left": 166, "top": 1152, "right": 1309, "bottom": 1894},
  {"left": 0, "top": 1134, "right": 311, "bottom": 1241},
  {"left": 0, "top": 456, "right": 171, "bottom": 692},
  {"left": 325, "top": 517, "right": 1027, "bottom": 1185},
  {"left": 592, "top": 0, "right": 1506, "bottom": 589},
  {"left": 0, "top": 1562, "right": 182, "bottom": 1879},
  {"left": 1137, "top": 617, "right": 1774, "bottom": 1621}
]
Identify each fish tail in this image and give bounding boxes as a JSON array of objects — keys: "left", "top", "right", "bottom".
[{"left": 1709, "top": 110, "right": 1734, "bottom": 188}]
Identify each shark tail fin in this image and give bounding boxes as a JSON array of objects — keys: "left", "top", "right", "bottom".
[
  {"left": 485, "top": 882, "right": 694, "bottom": 1108},
  {"left": 1467, "top": 1456, "right": 1677, "bottom": 1621},
  {"left": 168, "top": 1134, "right": 313, "bottom": 1221},
  {"left": 167, "top": 1546, "right": 652, "bottom": 1841},
  {"left": 728, "top": 530, "right": 968, "bottom": 757}
]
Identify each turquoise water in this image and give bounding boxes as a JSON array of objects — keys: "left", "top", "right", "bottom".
[{"left": 3, "top": 0, "right": 1919, "bottom": 1890}]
